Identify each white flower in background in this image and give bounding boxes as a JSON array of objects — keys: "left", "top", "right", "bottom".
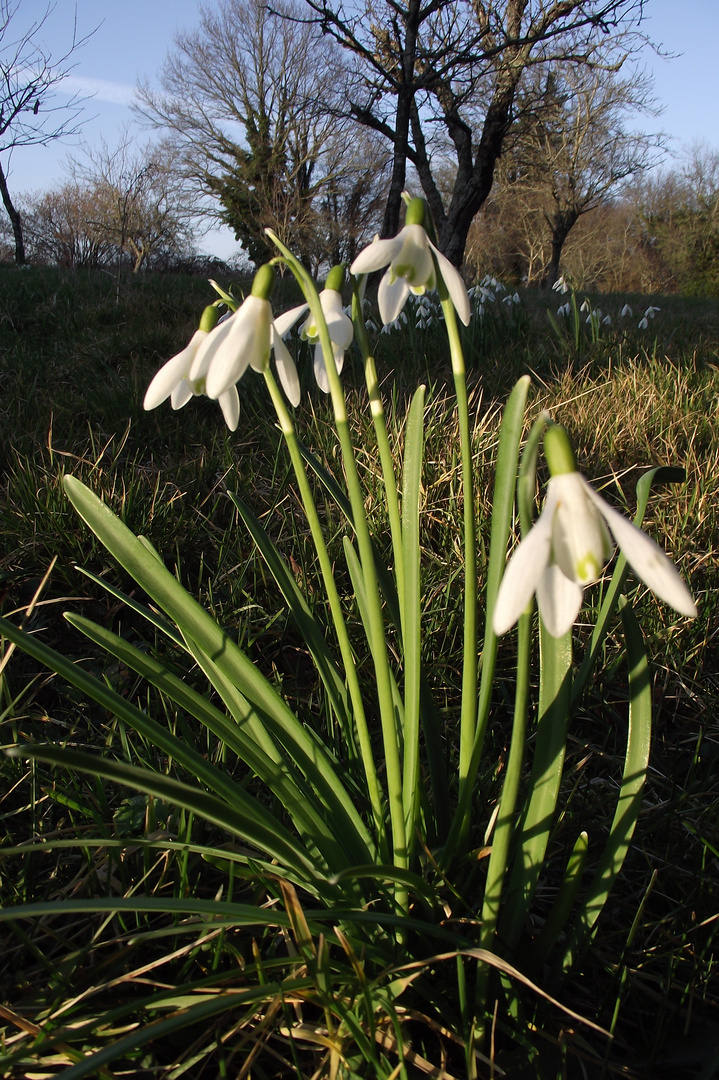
[
  {"left": 299, "top": 273, "right": 353, "bottom": 393},
  {"left": 493, "top": 424, "right": 697, "bottom": 638},
  {"left": 621, "top": 304, "right": 633, "bottom": 318},
  {"left": 552, "top": 276, "right": 570, "bottom": 294},
  {"left": 351, "top": 197, "right": 471, "bottom": 327},
  {"left": 189, "top": 266, "right": 306, "bottom": 408},
  {"left": 638, "top": 317, "right": 649, "bottom": 330},
  {"left": 644, "top": 305, "right": 661, "bottom": 318},
  {"left": 580, "top": 298, "right": 591, "bottom": 313},
  {"left": 143, "top": 307, "right": 240, "bottom": 431},
  {"left": 602, "top": 315, "right": 612, "bottom": 326},
  {"left": 557, "top": 302, "right": 571, "bottom": 317}
]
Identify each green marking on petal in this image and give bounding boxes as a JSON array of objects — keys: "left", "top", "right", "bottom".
[{"left": 575, "top": 553, "right": 601, "bottom": 582}]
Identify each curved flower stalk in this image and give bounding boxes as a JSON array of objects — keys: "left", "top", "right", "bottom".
[
  {"left": 143, "top": 306, "right": 241, "bottom": 431},
  {"left": 494, "top": 424, "right": 697, "bottom": 638},
  {"left": 350, "top": 197, "right": 471, "bottom": 328},
  {"left": 299, "top": 266, "right": 353, "bottom": 393},
  {"left": 189, "top": 265, "right": 306, "bottom": 408}
]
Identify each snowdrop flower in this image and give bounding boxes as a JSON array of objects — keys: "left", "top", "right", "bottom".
[
  {"left": 580, "top": 298, "right": 591, "bottom": 313},
  {"left": 552, "top": 275, "right": 570, "bottom": 294},
  {"left": 557, "top": 302, "right": 571, "bottom": 318},
  {"left": 602, "top": 315, "right": 612, "bottom": 326},
  {"left": 621, "top": 304, "right": 633, "bottom": 318},
  {"left": 189, "top": 266, "right": 306, "bottom": 408},
  {"left": 299, "top": 266, "right": 353, "bottom": 393},
  {"left": 644, "top": 305, "right": 660, "bottom": 318},
  {"left": 144, "top": 306, "right": 240, "bottom": 431},
  {"left": 638, "top": 317, "right": 649, "bottom": 330},
  {"left": 350, "top": 197, "right": 470, "bottom": 327},
  {"left": 493, "top": 424, "right": 697, "bottom": 638},
  {"left": 513, "top": 292, "right": 521, "bottom": 304}
]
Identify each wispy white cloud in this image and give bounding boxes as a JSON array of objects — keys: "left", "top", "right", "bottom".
[{"left": 59, "top": 74, "right": 137, "bottom": 106}]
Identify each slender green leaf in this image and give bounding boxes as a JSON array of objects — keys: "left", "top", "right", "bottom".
[
  {"left": 8, "top": 744, "right": 327, "bottom": 888},
  {"left": 228, "top": 491, "right": 352, "bottom": 734},
  {"left": 557, "top": 599, "right": 652, "bottom": 975},
  {"left": 401, "top": 385, "right": 425, "bottom": 849},
  {"left": 62, "top": 476, "right": 374, "bottom": 867},
  {"left": 501, "top": 622, "right": 573, "bottom": 954}
]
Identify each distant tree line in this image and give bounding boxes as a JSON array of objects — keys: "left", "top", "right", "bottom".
[{"left": 1, "top": 0, "right": 718, "bottom": 296}]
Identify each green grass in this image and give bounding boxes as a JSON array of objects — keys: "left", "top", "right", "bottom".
[{"left": 1, "top": 264, "right": 718, "bottom": 1078}]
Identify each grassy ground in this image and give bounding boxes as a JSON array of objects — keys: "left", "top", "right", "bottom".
[{"left": 0, "top": 264, "right": 717, "bottom": 1078}]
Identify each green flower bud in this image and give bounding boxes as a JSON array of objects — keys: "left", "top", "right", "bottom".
[
  {"left": 544, "top": 423, "right": 577, "bottom": 477},
  {"left": 404, "top": 197, "right": 427, "bottom": 227},
  {"left": 324, "top": 264, "right": 345, "bottom": 293},
  {"left": 251, "top": 264, "right": 276, "bottom": 300},
  {"left": 198, "top": 305, "right": 220, "bottom": 334}
]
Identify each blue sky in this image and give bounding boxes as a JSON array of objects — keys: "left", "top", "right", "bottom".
[{"left": 5, "top": 0, "right": 719, "bottom": 258}]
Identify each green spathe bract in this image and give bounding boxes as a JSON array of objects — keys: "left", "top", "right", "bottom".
[{"left": 0, "top": 207, "right": 698, "bottom": 1078}]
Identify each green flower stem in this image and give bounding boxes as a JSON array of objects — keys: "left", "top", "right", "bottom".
[
  {"left": 476, "top": 606, "right": 531, "bottom": 988},
  {"left": 441, "top": 376, "right": 531, "bottom": 868},
  {"left": 266, "top": 233, "right": 408, "bottom": 897},
  {"left": 438, "top": 290, "right": 477, "bottom": 805},
  {"left": 352, "top": 281, "right": 405, "bottom": 619},
  {"left": 500, "top": 623, "right": 573, "bottom": 955},
  {"left": 263, "top": 368, "right": 387, "bottom": 856}
]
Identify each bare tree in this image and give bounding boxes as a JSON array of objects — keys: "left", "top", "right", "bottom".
[
  {"left": 630, "top": 144, "right": 719, "bottom": 296},
  {"left": 505, "top": 59, "right": 665, "bottom": 287},
  {"left": 136, "top": 0, "right": 371, "bottom": 269},
  {"left": 69, "top": 133, "right": 198, "bottom": 276},
  {"left": 0, "top": 1, "right": 93, "bottom": 263},
  {"left": 22, "top": 180, "right": 114, "bottom": 267},
  {"left": 301, "top": 0, "right": 651, "bottom": 265}
]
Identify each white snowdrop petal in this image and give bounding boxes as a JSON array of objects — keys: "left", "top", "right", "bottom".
[
  {"left": 493, "top": 507, "right": 555, "bottom": 635},
  {"left": 583, "top": 483, "right": 697, "bottom": 618},
  {"left": 218, "top": 386, "right": 240, "bottom": 431},
  {"left": 536, "top": 564, "right": 583, "bottom": 638},
  {"left": 144, "top": 350, "right": 193, "bottom": 410},
  {"left": 351, "top": 236, "right": 403, "bottom": 275},
  {"left": 378, "top": 271, "right": 410, "bottom": 325},
  {"left": 274, "top": 303, "right": 309, "bottom": 338},
  {"left": 313, "top": 343, "right": 330, "bottom": 394},
  {"left": 170, "top": 381, "right": 193, "bottom": 410},
  {"left": 272, "top": 328, "right": 301, "bottom": 407},
  {"left": 431, "top": 242, "right": 471, "bottom": 326}
]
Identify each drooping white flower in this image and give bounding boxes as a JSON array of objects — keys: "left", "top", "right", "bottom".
[
  {"left": 644, "top": 305, "right": 661, "bottom": 318},
  {"left": 580, "top": 298, "right": 591, "bottom": 313},
  {"left": 621, "top": 303, "right": 633, "bottom": 318},
  {"left": 143, "top": 309, "right": 240, "bottom": 431},
  {"left": 638, "top": 316, "right": 649, "bottom": 330},
  {"left": 189, "top": 267, "right": 306, "bottom": 408},
  {"left": 602, "top": 314, "right": 612, "bottom": 326},
  {"left": 299, "top": 284, "right": 353, "bottom": 393},
  {"left": 493, "top": 427, "right": 697, "bottom": 638},
  {"left": 552, "top": 275, "right": 570, "bottom": 294},
  {"left": 350, "top": 198, "right": 471, "bottom": 327}
]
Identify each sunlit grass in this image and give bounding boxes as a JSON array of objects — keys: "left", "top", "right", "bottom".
[{"left": 1, "top": 264, "right": 717, "bottom": 1077}]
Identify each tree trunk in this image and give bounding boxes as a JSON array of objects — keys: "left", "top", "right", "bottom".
[
  {"left": 0, "top": 159, "right": 26, "bottom": 264},
  {"left": 544, "top": 210, "right": 578, "bottom": 289}
]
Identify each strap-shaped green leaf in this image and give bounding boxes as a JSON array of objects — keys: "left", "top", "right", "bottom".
[
  {"left": 64, "top": 612, "right": 360, "bottom": 874},
  {"left": 555, "top": 599, "right": 651, "bottom": 976},
  {"left": 228, "top": 492, "right": 352, "bottom": 737},
  {"left": 401, "top": 385, "right": 425, "bottom": 849},
  {"left": 62, "top": 475, "right": 374, "bottom": 868},
  {"left": 8, "top": 744, "right": 327, "bottom": 889},
  {"left": 500, "top": 622, "right": 573, "bottom": 954}
]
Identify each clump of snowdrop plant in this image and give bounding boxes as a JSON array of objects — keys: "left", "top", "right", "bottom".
[{"left": 2, "top": 193, "right": 698, "bottom": 1079}]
